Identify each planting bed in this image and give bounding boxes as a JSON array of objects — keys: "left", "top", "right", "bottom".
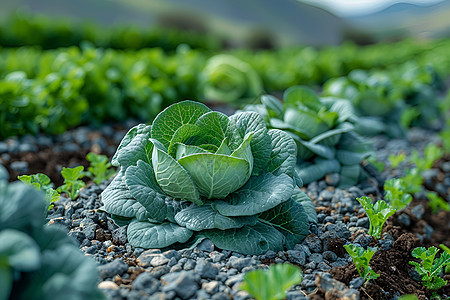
[{"left": 1, "top": 121, "right": 448, "bottom": 300}]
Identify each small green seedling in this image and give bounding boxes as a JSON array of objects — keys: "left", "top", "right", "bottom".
[
  {"left": 409, "top": 247, "right": 450, "bottom": 293},
  {"left": 384, "top": 178, "right": 412, "bottom": 210},
  {"left": 440, "top": 244, "right": 450, "bottom": 274},
  {"left": 398, "top": 295, "right": 419, "bottom": 300},
  {"left": 402, "top": 168, "right": 423, "bottom": 195},
  {"left": 367, "top": 156, "right": 385, "bottom": 173},
  {"left": 240, "top": 263, "right": 303, "bottom": 300},
  {"left": 18, "top": 173, "right": 60, "bottom": 209},
  {"left": 426, "top": 192, "right": 450, "bottom": 214},
  {"left": 410, "top": 144, "right": 443, "bottom": 172},
  {"left": 57, "top": 166, "right": 86, "bottom": 200},
  {"left": 86, "top": 152, "right": 115, "bottom": 184},
  {"left": 344, "top": 244, "right": 379, "bottom": 284},
  {"left": 388, "top": 152, "right": 406, "bottom": 169},
  {"left": 356, "top": 196, "right": 397, "bottom": 239}
]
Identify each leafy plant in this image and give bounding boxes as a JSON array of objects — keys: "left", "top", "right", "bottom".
[
  {"left": 57, "top": 166, "right": 86, "bottom": 200},
  {"left": 402, "top": 168, "right": 424, "bottom": 195},
  {"left": 383, "top": 178, "right": 412, "bottom": 210},
  {"left": 243, "top": 86, "right": 373, "bottom": 187},
  {"left": 102, "top": 100, "right": 316, "bottom": 255},
  {"left": 367, "top": 156, "right": 385, "bottom": 173},
  {"left": 356, "top": 196, "right": 396, "bottom": 239},
  {"left": 409, "top": 246, "right": 450, "bottom": 292},
  {"left": 18, "top": 173, "right": 60, "bottom": 210},
  {"left": 0, "top": 165, "right": 104, "bottom": 300},
  {"left": 410, "top": 144, "right": 443, "bottom": 172},
  {"left": 440, "top": 244, "right": 450, "bottom": 274},
  {"left": 426, "top": 192, "right": 450, "bottom": 214},
  {"left": 240, "top": 264, "right": 303, "bottom": 300},
  {"left": 86, "top": 153, "right": 115, "bottom": 185},
  {"left": 201, "top": 54, "right": 263, "bottom": 104},
  {"left": 388, "top": 152, "right": 406, "bottom": 169},
  {"left": 343, "top": 244, "right": 379, "bottom": 284}
]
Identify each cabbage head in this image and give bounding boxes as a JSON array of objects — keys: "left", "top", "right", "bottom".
[
  {"left": 201, "top": 54, "right": 263, "bottom": 104},
  {"left": 242, "top": 86, "right": 373, "bottom": 187},
  {"left": 102, "top": 100, "right": 316, "bottom": 255}
]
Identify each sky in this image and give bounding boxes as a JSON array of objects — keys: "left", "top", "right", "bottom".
[{"left": 301, "top": 0, "right": 446, "bottom": 16}]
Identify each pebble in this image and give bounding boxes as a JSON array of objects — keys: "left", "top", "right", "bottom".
[
  {"left": 132, "top": 272, "right": 161, "bottom": 294},
  {"left": 349, "top": 277, "right": 365, "bottom": 289},
  {"left": 227, "top": 257, "right": 253, "bottom": 271},
  {"left": 325, "top": 173, "right": 340, "bottom": 186},
  {"left": 286, "top": 249, "right": 306, "bottom": 265},
  {"left": 10, "top": 161, "right": 29, "bottom": 173},
  {"left": 161, "top": 271, "right": 199, "bottom": 299},
  {"left": 304, "top": 235, "right": 322, "bottom": 253},
  {"left": 356, "top": 217, "right": 370, "bottom": 228},
  {"left": 194, "top": 258, "right": 219, "bottom": 279},
  {"left": 97, "top": 259, "right": 129, "bottom": 279},
  {"left": 98, "top": 281, "right": 120, "bottom": 290}
]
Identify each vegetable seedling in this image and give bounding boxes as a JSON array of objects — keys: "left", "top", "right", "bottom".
[
  {"left": 240, "top": 263, "right": 303, "bottom": 300},
  {"left": 57, "top": 166, "right": 86, "bottom": 200},
  {"left": 409, "top": 247, "right": 450, "bottom": 293},
  {"left": 426, "top": 192, "right": 450, "bottom": 214},
  {"left": 440, "top": 244, "right": 450, "bottom": 274},
  {"left": 384, "top": 178, "right": 412, "bottom": 210},
  {"left": 344, "top": 244, "right": 379, "bottom": 284},
  {"left": 356, "top": 196, "right": 396, "bottom": 239},
  {"left": 18, "top": 173, "right": 60, "bottom": 209},
  {"left": 388, "top": 152, "right": 406, "bottom": 169},
  {"left": 410, "top": 144, "right": 443, "bottom": 172},
  {"left": 367, "top": 156, "right": 385, "bottom": 173},
  {"left": 86, "top": 152, "right": 115, "bottom": 184}
]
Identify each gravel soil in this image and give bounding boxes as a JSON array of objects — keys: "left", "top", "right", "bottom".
[{"left": 1, "top": 124, "right": 449, "bottom": 300}]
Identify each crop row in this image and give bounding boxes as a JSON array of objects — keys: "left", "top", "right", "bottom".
[{"left": 1, "top": 39, "right": 450, "bottom": 139}]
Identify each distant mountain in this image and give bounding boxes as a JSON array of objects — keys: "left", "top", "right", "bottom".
[
  {"left": 0, "top": 0, "right": 350, "bottom": 46},
  {"left": 347, "top": 1, "right": 450, "bottom": 39}
]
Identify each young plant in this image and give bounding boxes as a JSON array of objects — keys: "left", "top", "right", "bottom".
[
  {"left": 410, "top": 144, "right": 443, "bottom": 172},
  {"left": 343, "top": 244, "right": 379, "bottom": 284},
  {"left": 86, "top": 152, "right": 115, "bottom": 184},
  {"left": 18, "top": 173, "right": 60, "bottom": 210},
  {"left": 367, "top": 156, "right": 385, "bottom": 173},
  {"left": 356, "top": 196, "right": 396, "bottom": 239},
  {"left": 102, "top": 101, "right": 316, "bottom": 254},
  {"left": 409, "top": 247, "right": 450, "bottom": 292},
  {"left": 388, "top": 152, "right": 406, "bottom": 169},
  {"left": 426, "top": 192, "right": 450, "bottom": 214},
  {"left": 402, "top": 168, "right": 424, "bottom": 195},
  {"left": 240, "top": 264, "right": 303, "bottom": 300},
  {"left": 440, "top": 244, "right": 450, "bottom": 274},
  {"left": 57, "top": 166, "right": 86, "bottom": 200},
  {"left": 384, "top": 178, "right": 412, "bottom": 210}
]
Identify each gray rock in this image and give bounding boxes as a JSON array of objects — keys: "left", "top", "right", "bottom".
[
  {"left": 309, "top": 253, "right": 323, "bottom": 264},
  {"left": 304, "top": 235, "right": 322, "bottom": 253},
  {"left": 325, "top": 173, "right": 340, "bottom": 187},
  {"left": 286, "top": 291, "right": 308, "bottom": 300},
  {"left": 317, "top": 262, "right": 331, "bottom": 271},
  {"left": 202, "top": 281, "right": 220, "bottom": 294},
  {"left": 0, "top": 142, "right": 8, "bottom": 154},
  {"left": 62, "top": 142, "right": 81, "bottom": 153},
  {"left": 19, "top": 143, "right": 38, "bottom": 153},
  {"left": 10, "top": 161, "right": 29, "bottom": 173},
  {"left": 161, "top": 271, "right": 199, "bottom": 299},
  {"left": 411, "top": 204, "right": 425, "bottom": 219},
  {"left": 301, "top": 278, "right": 315, "bottom": 289},
  {"left": 356, "top": 217, "right": 370, "bottom": 229},
  {"left": 210, "top": 251, "right": 226, "bottom": 263},
  {"left": 353, "top": 234, "right": 373, "bottom": 248},
  {"left": 149, "top": 266, "right": 170, "bottom": 279},
  {"left": 183, "top": 259, "right": 196, "bottom": 270},
  {"left": 225, "top": 273, "right": 244, "bottom": 287},
  {"left": 227, "top": 257, "right": 253, "bottom": 271},
  {"left": 112, "top": 226, "right": 127, "bottom": 245},
  {"left": 286, "top": 250, "right": 306, "bottom": 265},
  {"left": 379, "top": 233, "right": 394, "bottom": 250},
  {"left": 97, "top": 259, "right": 129, "bottom": 279},
  {"left": 212, "top": 292, "right": 231, "bottom": 300},
  {"left": 349, "top": 277, "right": 365, "bottom": 289},
  {"left": 83, "top": 224, "right": 98, "bottom": 240},
  {"left": 197, "top": 239, "right": 215, "bottom": 252},
  {"left": 132, "top": 272, "right": 161, "bottom": 294},
  {"left": 324, "top": 223, "right": 351, "bottom": 239},
  {"left": 319, "top": 190, "right": 334, "bottom": 202},
  {"left": 324, "top": 216, "right": 335, "bottom": 223},
  {"left": 322, "top": 251, "right": 338, "bottom": 262},
  {"left": 194, "top": 258, "right": 219, "bottom": 279},
  {"left": 397, "top": 214, "right": 411, "bottom": 227}
]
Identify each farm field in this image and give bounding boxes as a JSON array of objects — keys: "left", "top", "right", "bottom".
[{"left": 1, "top": 3, "right": 450, "bottom": 300}]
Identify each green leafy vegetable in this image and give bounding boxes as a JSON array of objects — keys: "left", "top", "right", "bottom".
[
  {"left": 367, "top": 156, "right": 385, "bottom": 173},
  {"left": 409, "top": 246, "right": 450, "bottom": 291},
  {"left": 388, "top": 152, "right": 406, "bottom": 169},
  {"left": 410, "top": 144, "right": 443, "bottom": 172},
  {"left": 18, "top": 173, "right": 60, "bottom": 210},
  {"left": 102, "top": 100, "right": 316, "bottom": 254},
  {"left": 240, "top": 264, "right": 303, "bottom": 300},
  {"left": 243, "top": 86, "right": 373, "bottom": 187},
  {"left": 344, "top": 244, "right": 379, "bottom": 284},
  {"left": 384, "top": 178, "right": 412, "bottom": 210},
  {"left": 356, "top": 196, "right": 396, "bottom": 239},
  {"left": 426, "top": 192, "right": 450, "bottom": 214},
  {"left": 86, "top": 153, "right": 115, "bottom": 184},
  {"left": 57, "top": 166, "right": 86, "bottom": 200}
]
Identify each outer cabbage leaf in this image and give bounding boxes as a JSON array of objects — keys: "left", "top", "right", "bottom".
[
  {"left": 296, "top": 159, "right": 340, "bottom": 185},
  {"left": 267, "top": 129, "right": 296, "bottom": 177}
]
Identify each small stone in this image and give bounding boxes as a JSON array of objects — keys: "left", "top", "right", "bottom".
[
  {"left": 356, "top": 217, "right": 370, "bottom": 228},
  {"left": 227, "top": 257, "right": 253, "bottom": 271},
  {"left": 0, "top": 143, "right": 8, "bottom": 154},
  {"left": 161, "top": 271, "right": 199, "bottom": 299},
  {"left": 353, "top": 234, "right": 373, "bottom": 248},
  {"left": 183, "top": 259, "right": 196, "bottom": 270},
  {"left": 10, "top": 161, "right": 29, "bottom": 173},
  {"left": 349, "top": 277, "right": 365, "bottom": 289},
  {"left": 132, "top": 272, "right": 161, "bottom": 294},
  {"left": 151, "top": 255, "right": 170, "bottom": 267},
  {"left": 209, "top": 251, "right": 226, "bottom": 263},
  {"left": 97, "top": 259, "right": 129, "bottom": 279},
  {"left": 309, "top": 253, "right": 323, "bottom": 264},
  {"left": 149, "top": 266, "right": 170, "bottom": 279},
  {"left": 411, "top": 204, "right": 425, "bottom": 219},
  {"left": 319, "top": 190, "right": 334, "bottom": 202},
  {"left": 397, "top": 213, "right": 411, "bottom": 227},
  {"left": 19, "top": 143, "right": 38, "bottom": 153},
  {"left": 112, "top": 226, "right": 127, "bottom": 245},
  {"left": 83, "top": 224, "right": 98, "bottom": 240},
  {"left": 195, "top": 258, "right": 219, "bottom": 279},
  {"left": 286, "top": 250, "right": 306, "bottom": 265},
  {"left": 286, "top": 291, "right": 308, "bottom": 299},
  {"left": 324, "top": 216, "right": 335, "bottom": 223},
  {"left": 197, "top": 238, "right": 215, "bottom": 252},
  {"left": 202, "top": 281, "right": 220, "bottom": 294},
  {"left": 98, "top": 281, "right": 119, "bottom": 290},
  {"left": 304, "top": 235, "right": 322, "bottom": 253},
  {"left": 325, "top": 173, "right": 340, "bottom": 186},
  {"left": 317, "top": 262, "right": 331, "bottom": 271},
  {"left": 322, "top": 251, "right": 338, "bottom": 262},
  {"left": 225, "top": 273, "right": 245, "bottom": 287}
]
